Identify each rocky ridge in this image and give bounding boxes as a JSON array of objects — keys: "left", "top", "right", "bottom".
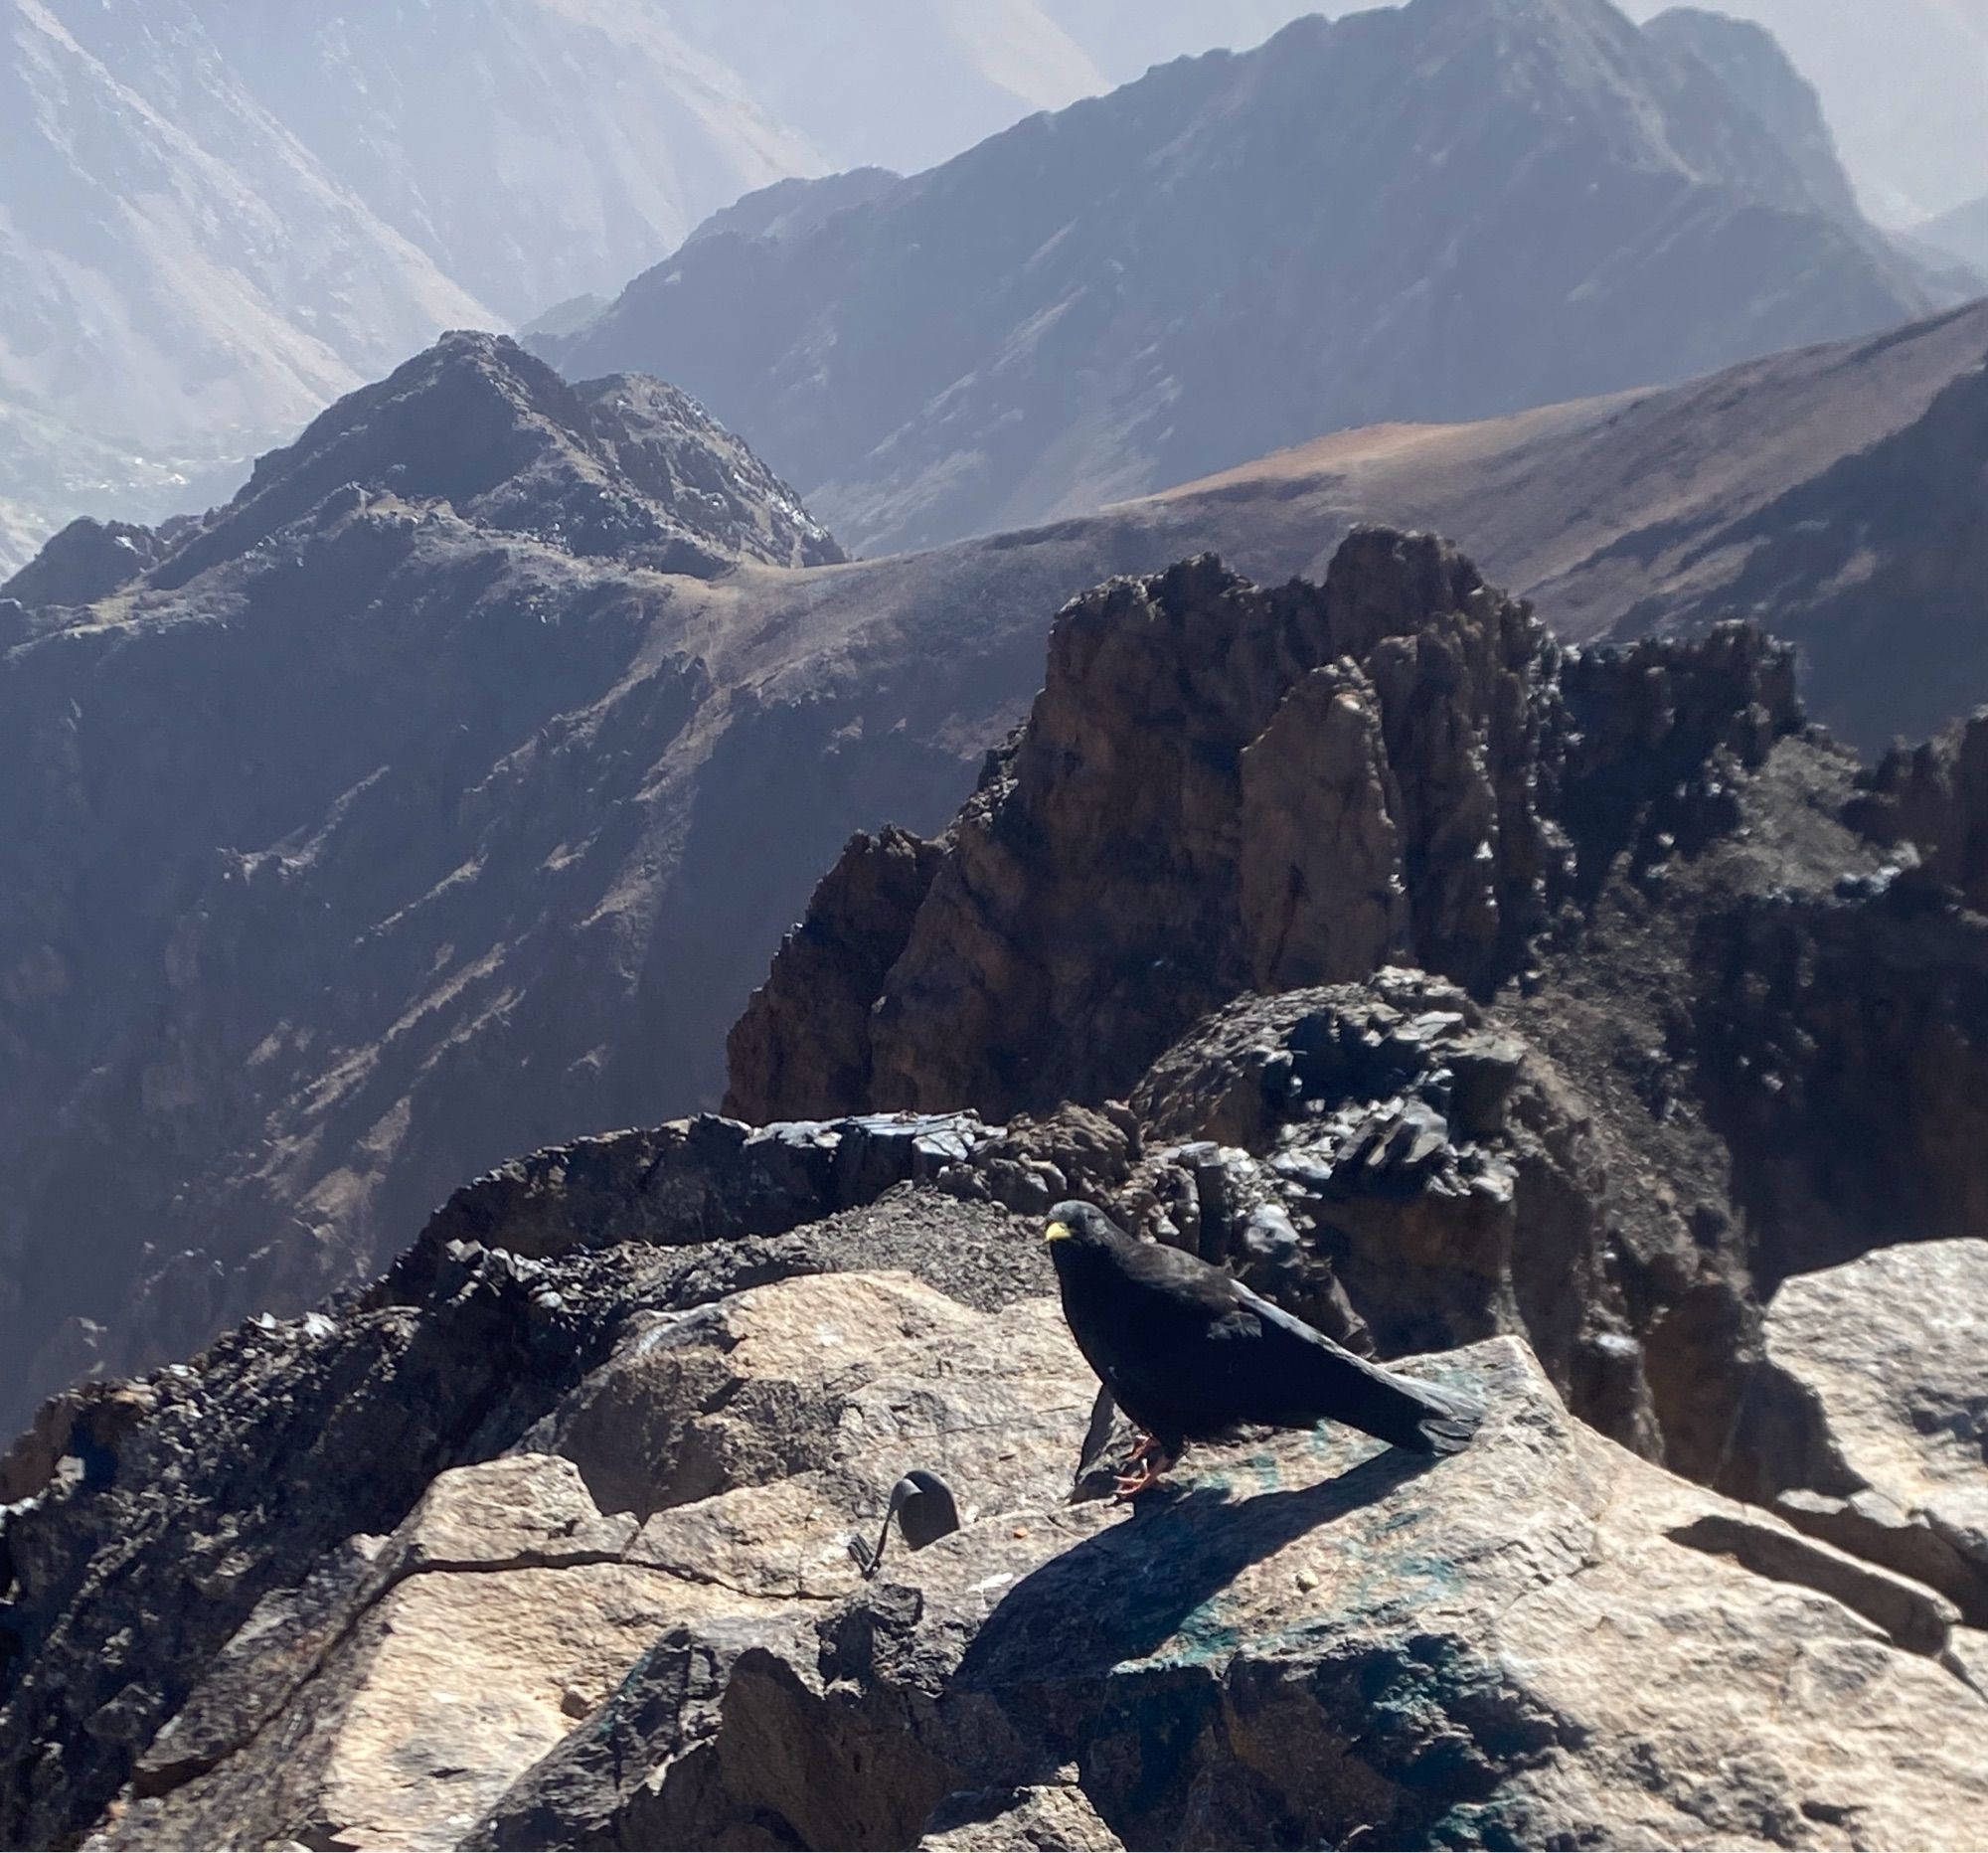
[
  {"left": 3, "top": 1120, "right": 1985, "bottom": 1849},
  {"left": 3, "top": 332, "right": 841, "bottom": 613},
  {"left": 731, "top": 529, "right": 1988, "bottom": 1496},
  {"left": 8, "top": 525, "right": 1988, "bottom": 1845}
]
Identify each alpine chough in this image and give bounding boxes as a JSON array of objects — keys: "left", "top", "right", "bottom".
[{"left": 1045, "top": 1200, "right": 1481, "bottom": 1496}]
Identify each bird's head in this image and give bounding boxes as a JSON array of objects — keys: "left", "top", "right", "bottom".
[{"left": 1044, "top": 1200, "right": 1124, "bottom": 1262}]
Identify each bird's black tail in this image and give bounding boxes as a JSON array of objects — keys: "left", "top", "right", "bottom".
[
  {"left": 1263, "top": 1295, "right": 1485, "bottom": 1454},
  {"left": 1396, "top": 1378, "right": 1482, "bottom": 1455}
]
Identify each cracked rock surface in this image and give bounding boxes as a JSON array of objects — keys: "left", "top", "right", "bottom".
[
  {"left": 6, "top": 1160, "right": 1987, "bottom": 1850},
  {"left": 0, "top": 1177, "right": 1050, "bottom": 1851},
  {"left": 78, "top": 1279, "right": 1988, "bottom": 1851},
  {"left": 88, "top": 1273, "right": 1100, "bottom": 1851},
  {"left": 1727, "top": 1239, "right": 1988, "bottom": 1630}
]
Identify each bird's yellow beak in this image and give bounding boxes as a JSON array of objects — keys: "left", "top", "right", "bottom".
[{"left": 1044, "top": 1219, "right": 1072, "bottom": 1245}]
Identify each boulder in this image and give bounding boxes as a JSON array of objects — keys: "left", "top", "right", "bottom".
[
  {"left": 1727, "top": 1239, "right": 1988, "bottom": 1628},
  {"left": 919, "top": 1778, "right": 1124, "bottom": 1850}
]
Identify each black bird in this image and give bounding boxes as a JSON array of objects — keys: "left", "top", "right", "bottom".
[{"left": 1045, "top": 1200, "right": 1481, "bottom": 1496}]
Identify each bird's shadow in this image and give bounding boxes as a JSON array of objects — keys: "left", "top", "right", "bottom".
[{"left": 953, "top": 1444, "right": 1443, "bottom": 1692}]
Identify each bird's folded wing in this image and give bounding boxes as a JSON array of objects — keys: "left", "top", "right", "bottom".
[{"left": 1224, "top": 1285, "right": 1484, "bottom": 1454}]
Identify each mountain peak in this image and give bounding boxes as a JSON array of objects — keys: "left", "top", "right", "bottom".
[
  {"left": 1644, "top": 6, "right": 1864, "bottom": 226},
  {"left": 5, "top": 333, "right": 842, "bottom": 607}
]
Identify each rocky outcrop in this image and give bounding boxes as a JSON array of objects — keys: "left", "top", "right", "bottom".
[
  {"left": 16, "top": 1250, "right": 1981, "bottom": 1851},
  {"left": 88, "top": 1273, "right": 1098, "bottom": 1851},
  {"left": 1850, "top": 708, "right": 1988, "bottom": 912},
  {"left": 1725, "top": 1240, "right": 1988, "bottom": 1632},
  {"left": 1101, "top": 974, "right": 1653, "bottom": 1455},
  {"left": 0, "top": 520, "right": 162, "bottom": 610},
  {"left": 466, "top": 1331, "right": 1985, "bottom": 1850},
  {"left": 732, "top": 538, "right": 1547, "bottom": 1120},
  {"left": 725, "top": 827, "right": 945, "bottom": 1122},
  {"left": 730, "top": 531, "right": 1803, "bottom": 1126}
]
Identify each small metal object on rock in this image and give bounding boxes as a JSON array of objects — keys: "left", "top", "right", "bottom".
[{"left": 850, "top": 1469, "right": 963, "bottom": 1579}]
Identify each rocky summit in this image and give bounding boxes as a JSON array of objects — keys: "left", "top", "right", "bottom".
[
  {"left": 3, "top": 1129, "right": 1985, "bottom": 1849},
  {"left": 5, "top": 526, "right": 1988, "bottom": 1848}
]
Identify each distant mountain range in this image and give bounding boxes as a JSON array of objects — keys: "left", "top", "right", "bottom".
[
  {"left": 0, "top": 0, "right": 832, "bottom": 574},
  {"left": 0, "top": 1, "right": 1363, "bottom": 577},
  {"left": 9, "top": 0, "right": 1980, "bottom": 584},
  {"left": 543, "top": 0, "right": 1951, "bottom": 560}
]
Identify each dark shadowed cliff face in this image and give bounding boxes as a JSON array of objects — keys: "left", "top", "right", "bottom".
[{"left": 544, "top": 0, "right": 1936, "bottom": 558}]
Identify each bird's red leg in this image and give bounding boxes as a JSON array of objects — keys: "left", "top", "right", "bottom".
[{"left": 1113, "top": 1438, "right": 1179, "bottom": 1500}]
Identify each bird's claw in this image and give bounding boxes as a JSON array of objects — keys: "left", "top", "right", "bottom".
[{"left": 1112, "top": 1440, "right": 1177, "bottom": 1500}]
